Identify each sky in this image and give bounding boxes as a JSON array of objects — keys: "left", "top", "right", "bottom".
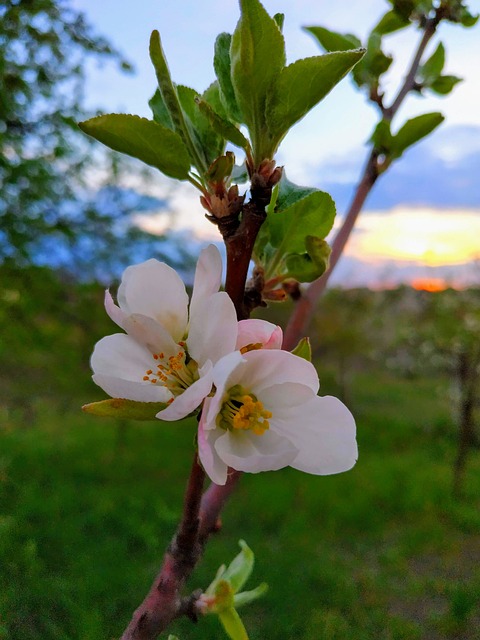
[{"left": 73, "top": 0, "right": 480, "bottom": 288}]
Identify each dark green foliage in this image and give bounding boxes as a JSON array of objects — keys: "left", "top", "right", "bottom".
[{"left": 0, "top": 0, "right": 132, "bottom": 262}]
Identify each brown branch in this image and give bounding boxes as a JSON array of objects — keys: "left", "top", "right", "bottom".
[
  {"left": 119, "top": 169, "right": 272, "bottom": 639},
  {"left": 283, "top": 16, "right": 440, "bottom": 350},
  {"left": 120, "top": 456, "right": 205, "bottom": 640}
]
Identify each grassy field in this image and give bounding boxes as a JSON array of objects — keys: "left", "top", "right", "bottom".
[
  {"left": 1, "top": 368, "right": 479, "bottom": 640},
  {"left": 1, "top": 268, "right": 479, "bottom": 639}
]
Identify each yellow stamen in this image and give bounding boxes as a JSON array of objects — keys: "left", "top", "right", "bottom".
[{"left": 240, "top": 342, "right": 263, "bottom": 355}]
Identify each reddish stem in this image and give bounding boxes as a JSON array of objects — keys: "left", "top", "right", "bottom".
[{"left": 283, "top": 17, "right": 439, "bottom": 349}]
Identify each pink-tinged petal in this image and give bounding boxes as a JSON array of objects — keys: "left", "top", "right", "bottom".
[
  {"left": 117, "top": 259, "right": 188, "bottom": 342},
  {"left": 104, "top": 290, "right": 127, "bottom": 330},
  {"left": 91, "top": 334, "right": 172, "bottom": 402},
  {"left": 270, "top": 395, "right": 357, "bottom": 475},
  {"left": 156, "top": 361, "right": 214, "bottom": 421},
  {"left": 198, "top": 408, "right": 229, "bottom": 485},
  {"left": 190, "top": 245, "right": 223, "bottom": 319},
  {"left": 236, "top": 319, "right": 283, "bottom": 350},
  {"left": 214, "top": 429, "right": 298, "bottom": 474},
  {"left": 237, "top": 350, "right": 319, "bottom": 394},
  {"left": 122, "top": 314, "right": 178, "bottom": 358},
  {"left": 187, "top": 292, "right": 237, "bottom": 366}
]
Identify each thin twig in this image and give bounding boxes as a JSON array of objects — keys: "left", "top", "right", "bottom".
[{"left": 283, "top": 16, "right": 440, "bottom": 349}]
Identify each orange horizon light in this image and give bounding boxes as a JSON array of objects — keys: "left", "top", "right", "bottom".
[{"left": 411, "top": 278, "right": 448, "bottom": 292}]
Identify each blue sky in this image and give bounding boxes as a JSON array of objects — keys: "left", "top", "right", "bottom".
[{"left": 73, "top": 0, "right": 480, "bottom": 287}]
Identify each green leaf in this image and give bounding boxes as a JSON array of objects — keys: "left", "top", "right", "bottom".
[
  {"left": 371, "top": 119, "right": 393, "bottom": 152},
  {"left": 221, "top": 540, "right": 254, "bottom": 594},
  {"left": 276, "top": 174, "right": 317, "bottom": 211},
  {"left": 290, "top": 337, "right": 312, "bottom": 361},
  {"left": 269, "top": 190, "right": 336, "bottom": 252},
  {"left": 233, "top": 583, "right": 268, "bottom": 609},
  {"left": 177, "top": 85, "right": 224, "bottom": 165},
  {"left": 149, "top": 30, "right": 206, "bottom": 172},
  {"left": 82, "top": 398, "right": 168, "bottom": 420},
  {"left": 285, "top": 236, "right": 331, "bottom": 282},
  {"left": 392, "top": 112, "right": 444, "bottom": 158},
  {"left": 203, "top": 81, "right": 229, "bottom": 119},
  {"left": 304, "top": 26, "right": 361, "bottom": 52},
  {"left": 168, "top": 636, "right": 180, "bottom": 639},
  {"left": 354, "top": 33, "right": 392, "bottom": 87},
  {"left": 214, "top": 33, "right": 242, "bottom": 123},
  {"left": 148, "top": 89, "right": 174, "bottom": 130},
  {"left": 206, "top": 152, "right": 235, "bottom": 183},
  {"left": 273, "top": 13, "right": 285, "bottom": 30},
  {"left": 230, "top": 0, "right": 286, "bottom": 157},
  {"left": 78, "top": 114, "right": 191, "bottom": 180},
  {"left": 429, "top": 75, "right": 462, "bottom": 95},
  {"left": 196, "top": 98, "right": 250, "bottom": 151},
  {"left": 267, "top": 50, "right": 365, "bottom": 145},
  {"left": 218, "top": 607, "right": 249, "bottom": 640},
  {"left": 372, "top": 9, "right": 410, "bottom": 35},
  {"left": 420, "top": 43, "right": 445, "bottom": 83}
]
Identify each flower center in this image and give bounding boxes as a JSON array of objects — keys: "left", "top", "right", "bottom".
[
  {"left": 142, "top": 342, "right": 198, "bottom": 397},
  {"left": 218, "top": 385, "right": 272, "bottom": 436}
]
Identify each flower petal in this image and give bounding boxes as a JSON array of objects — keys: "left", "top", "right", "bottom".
[
  {"left": 104, "top": 290, "right": 127, "bottom": 330},
  {"left": 270, "top": 395, "right": 357, "bottom": 475},
  {"left": 117, "top": 259, "right": 189, "bottom": 341},
  {"left": 91, "top": 334, "right": 172, "bottom": 402},
  {"left": 189, "top": 245, "right": 223, "bottom": 319},
  {"left": 235, "top": 350, "right": 319, "bottom": 394},
  {"left": 236, "top": 319, "right": 283, "bottom": 350},
  {"left": 214, "top": 429, "right": 298, "bottom": 474},
  {"left": 122, "top": 314, "right": 178, "bottom": 358},
  {"left": 187, "top": 292, "right": 237, "bottom": 366},
  {"left": 156, "top": 360, "right": 214, "bottom": 421},
  {"left": 198, "top": 407, "right": 229, "bottom": 485}
]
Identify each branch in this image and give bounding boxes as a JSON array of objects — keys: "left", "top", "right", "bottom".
[
  {"left": 283, "top": 16, "right": 440, "bottom": 349},
  {"left": 119, "top": 170, "right": 273, "bottom": 639},
  {"left": 120, "top": 456, "right": 205, "bottom": 639}
]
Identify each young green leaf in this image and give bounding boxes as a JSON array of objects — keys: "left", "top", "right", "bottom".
[
  {"left": 233, "top": 583, "right": 269, "bottom": 609},
  {"left": 371, "top": 119, "right": 393, "bottom": 152},
  {"left": 273, "top": 13, "right": 285, "bottom": 31},
  {"left": 285, "top": 236, "right": 331, "bottom": 282},
  {"left": 304, "top": 26, "right": 361, "bottom": 52},
  {"left": 82, "top": 398, "right": 168, "bottom": 420},
  {"left": 429, "top": 75, "right": 462, "bottom": 95},
  {"left": 148, "top": 89, "right": 174, "bottom": 130},
  {"left": 392, "top": 112, "right": 445, "bottom": 158},
  {"left": 276, "top": 174, "right": 317, "bottom": 210},
  {"left": 230, "top": 0, "right": 285, "bottom": 158},
  {"left": 196, "top": 98, "right": 251, "bottom": 151},
  {"left": 290, "top": 337, "right": 312, "bottom": 361},
  {"left": 149, "top": 30, "right": 207, "bottom": 172},
  {"left": 269, "top": 190, "right": 336, "bottom": 252},
  {"left": 420, "top": 42, "right": 445, "bottom": 83},
  {"left": 372, "top": 9, "right": 410, "bottom": 35},
  {"left": 221, "top": 540, "right": 254, "bottom": 594},
  {"left": 177, "top": 85, "right": 225, "bottom": 165},
  {"left": 266, "top": 50, "right": 365, "bottom": 145},
  {"left": 218, "top": 606, "right": 249, "bottom": 640},
  {"left": 78, "top": 114, "right": 191, "bottom": 180},
  {"left": 353, "top": 33, "right": 392, "bottom": 87},
  {"left": 214, "top": 33, "right": 242, "bottom": 123}
]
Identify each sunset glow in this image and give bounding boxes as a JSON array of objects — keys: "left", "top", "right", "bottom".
[
  {"left": 411, "top": 278, "right": 448, "bottom": 292},
  {"left": 349, "top": 208, "right": 480, "bottom": 266}
]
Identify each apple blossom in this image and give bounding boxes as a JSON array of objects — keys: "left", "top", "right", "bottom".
[
  {"left": 91, "top": 245, "right": 239, "bottom": 420},
  {"left": 198, "top": 349, "right": 357, "bottom": 485}
]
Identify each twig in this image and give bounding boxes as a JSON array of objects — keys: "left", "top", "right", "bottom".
[
  {"left": 119, "top": 172, "right": 272, "bottom": 639},
  {"left": 283, "top": 16, "right": 440, "bottom": 349}
]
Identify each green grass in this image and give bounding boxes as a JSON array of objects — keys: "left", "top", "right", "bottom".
[{"left": 1, "top": 369, "right": 479, "bottom": 640}]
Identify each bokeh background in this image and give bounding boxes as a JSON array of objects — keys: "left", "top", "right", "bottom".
[{"left": 1, "top": 1, "right": 479, "bottom": 638}]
